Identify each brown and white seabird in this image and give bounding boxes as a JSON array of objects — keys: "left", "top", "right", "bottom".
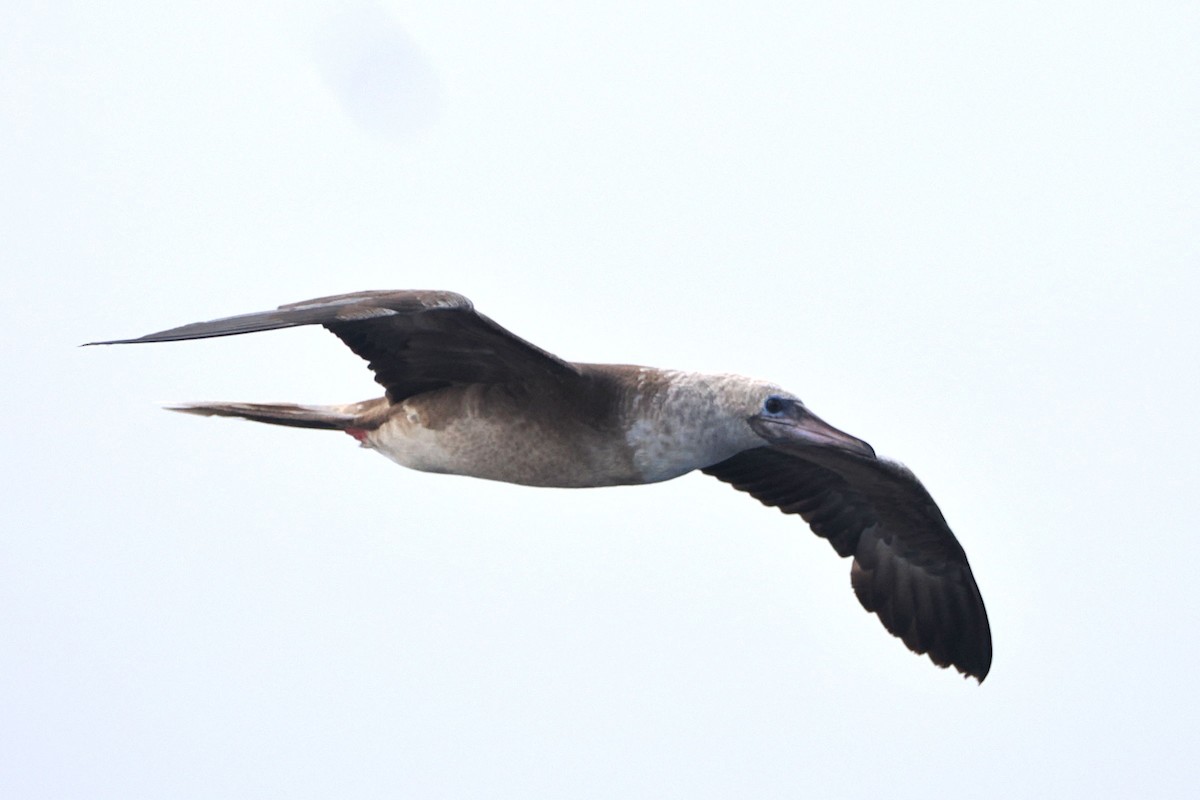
[{"left": 89, "top": 290, "right": 992, "bottom": 681}]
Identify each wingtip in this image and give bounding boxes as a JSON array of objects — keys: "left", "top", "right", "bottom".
[
  {"left": 163, "top": 403, "right": 213, "bottom": 416},
  {"left": 945, "top": 638, "right": 991, "bottom": 684},
  {"left": 969, "top": 650, "right": 993, "bottom": 684},
  {"left": 951, "top": 653, "right": 990, "bottom": 684}
]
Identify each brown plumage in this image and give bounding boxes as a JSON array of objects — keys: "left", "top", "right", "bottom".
[{"left": 89, "top": 289, "right": 992, "bottom": 681}]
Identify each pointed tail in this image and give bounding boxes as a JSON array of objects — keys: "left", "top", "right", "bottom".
[{"left": 165, "top": 399, "right": 388, "bottom": 431}]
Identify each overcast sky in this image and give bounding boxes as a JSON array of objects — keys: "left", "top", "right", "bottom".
[{"left": 3, "top": 2, "right": 1198, "bottom": 798}]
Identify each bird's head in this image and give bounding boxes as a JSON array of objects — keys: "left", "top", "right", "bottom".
[{"left": 745, "top": 389, "right": 876, "bottom": 459}]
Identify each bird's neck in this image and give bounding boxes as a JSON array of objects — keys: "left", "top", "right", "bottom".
[{"left": 597, "top": 367, "right": 762, "bottom": 483}]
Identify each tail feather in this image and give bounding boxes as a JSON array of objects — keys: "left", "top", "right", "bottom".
[{"left": 165, "top": 399, "right": 388, "bottom": 431}]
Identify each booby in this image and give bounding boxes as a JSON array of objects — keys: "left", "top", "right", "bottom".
[{"left": 88, "top": 290, "right": 992, "bottom": 681}]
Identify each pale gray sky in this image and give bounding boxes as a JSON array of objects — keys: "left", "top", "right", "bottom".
[{"left": 3, "top": 2, "right": 1198, "bottom": 798}]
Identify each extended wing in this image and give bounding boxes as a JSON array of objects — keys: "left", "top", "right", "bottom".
[
  {"left": 703, "top": 447, "right": 991, "bottom": 681},
  {"left": 87, "top": 290, "right": 581, "bottom": 401}
]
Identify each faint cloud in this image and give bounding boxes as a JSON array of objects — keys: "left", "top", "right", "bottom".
[{"left": 313, "top": 4, "right": 440, "bottom": 141}]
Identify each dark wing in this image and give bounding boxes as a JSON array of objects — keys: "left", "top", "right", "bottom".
[
  {"left": 87, "top": 290, "right": 581, "bottom": 401},
  {"left": 702, "top": 447, "right": 991, "bottom": 681}
]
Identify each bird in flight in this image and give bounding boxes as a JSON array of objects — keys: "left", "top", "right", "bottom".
[{"left": 89, "top": 290, "right": 991, "bottom": 681}]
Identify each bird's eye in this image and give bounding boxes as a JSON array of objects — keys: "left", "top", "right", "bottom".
[{"left": 763, "top": 396, "right": 787, "bottom": 415}]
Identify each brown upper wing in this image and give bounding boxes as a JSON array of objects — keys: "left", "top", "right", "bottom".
[
  {"left": 702, "top": 446, "right": 991, "bottom": 681},
  {"left": 88, "top": 290, "right": 580, "bottom": 401}
]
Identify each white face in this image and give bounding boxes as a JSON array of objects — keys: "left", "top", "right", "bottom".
[
  {"left": 731, "top": 379, "right": 802, "bottom": 424},
  {"left": 682, "top": 376, "right": 802, "bottom": 450}
]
